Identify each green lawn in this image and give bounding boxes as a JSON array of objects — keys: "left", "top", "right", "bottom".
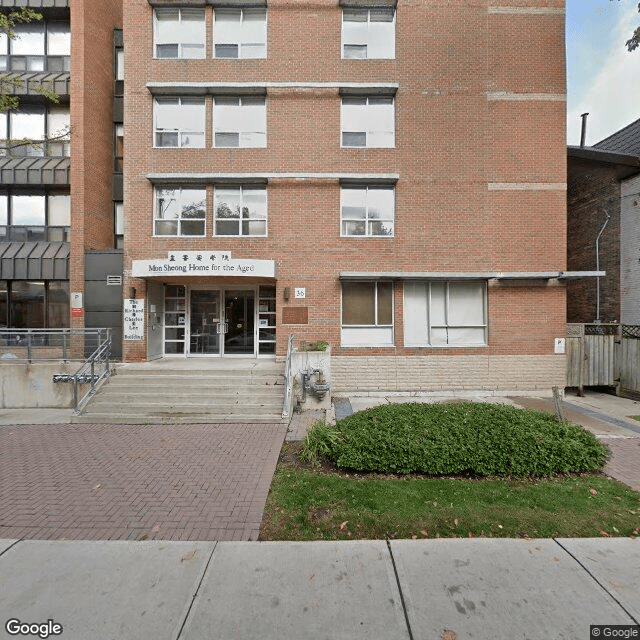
[{"left": 259, "top": 443, "right": 640, "bottom": 541}]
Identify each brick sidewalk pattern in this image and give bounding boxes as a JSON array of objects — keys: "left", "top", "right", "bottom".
[
  {"left": 601, "top": 438, "right": 640, "bottom": 492},
  {"left": 0, "top": 422, "right": 287, "bottom": 541}
]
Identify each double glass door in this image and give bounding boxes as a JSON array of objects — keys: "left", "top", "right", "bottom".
[{"left": 188, "top": 288, "right": 255, "bottom": 356}]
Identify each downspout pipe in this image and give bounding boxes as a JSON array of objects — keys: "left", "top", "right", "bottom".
[{"left": 595, "top": 209, "right": 611, "bottom": 323}]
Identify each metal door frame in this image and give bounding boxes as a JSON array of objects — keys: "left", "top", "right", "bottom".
[{"left": 185, "top": 285, "right": 258, "bottom": 358}]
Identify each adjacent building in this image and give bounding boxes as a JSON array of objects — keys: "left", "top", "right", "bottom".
[
  {"left": 0, "top": 0, "right": 123, "bottom": 356},
  {"left": 567, "top": 118, "right": 640, "bottom": 325}
]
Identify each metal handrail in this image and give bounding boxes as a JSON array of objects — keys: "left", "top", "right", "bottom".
[
  {"left": 0, "top": 328, "right": 107, "bottom": 363},
  {"left": 282, "top": 333, "right": 295, "bottom": 419},
  {"left": 51, "top": 328, "right": 112, "bottom": 412}
]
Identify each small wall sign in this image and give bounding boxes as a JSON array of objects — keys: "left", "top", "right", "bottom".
[
  {"left": 554, "top": 338, "right": 566, "bottom": 354},
  {"left": 294, "top": 288, "right": 306, "bottom": 299},
  {"left": 123, "top": 299, "right": 145, "bottom": 341}
]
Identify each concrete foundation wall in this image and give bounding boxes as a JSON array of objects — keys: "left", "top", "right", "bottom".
[
  {"left": 331, "top": 355, "right": 566, "bottom": 394},
  {"left": 0, "top": 363, "right": 79, "bottom": 408}
]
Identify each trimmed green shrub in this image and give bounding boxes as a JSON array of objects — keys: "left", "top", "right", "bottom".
[{"left": 308, "top": 402, "right": 608, "bottom": 476}]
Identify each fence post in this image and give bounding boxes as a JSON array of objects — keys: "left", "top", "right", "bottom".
[{"left": 27, "top": 330, "right": 32, "bottom": 363}]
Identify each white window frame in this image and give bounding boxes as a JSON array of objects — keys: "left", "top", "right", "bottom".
[
  {"left": 341, "top": 96, "right": 395, "bottom": 148},
  {"left": 213, "top": 96, "right": 267, "bottom": 148},
  {"left": 213, "top": 185, "right": 268, "bottom": 237},
  {"left": 213, "top": 8, "right": 267, "bottom": 59},
  {"left": 340, "top": 185, "right": 394, "bottom": 237},
  {"left": 153, "top": 97, "right": 206, "bottom": 148},
  {"left": 341, "top": 7, "right": 395, "bottom": 60},
  {"left": 403, "top": 281, "right": 488, "bottom": 347},
  {"left": 153, "top": 186, "right": 207, "bottom": 237},
  {"left": 341, "top": 280, "right": 394, "bottom": 347},
  {"left": 153, "top": 8, "right": 206, "bottom": 59}
]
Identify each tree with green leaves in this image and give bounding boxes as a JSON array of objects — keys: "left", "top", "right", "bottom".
[{"left": 614, "top": 0, "right": 640, "bottom": 51}]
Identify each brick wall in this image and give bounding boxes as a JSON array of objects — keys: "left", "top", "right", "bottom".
[
  {"left": 567, "top": 158, "right": 621, "bottom": 323},
  {"left": 122, "top": 0, "right": 567, "bottom": 364},
  {"left": 70, "top": 0, "right": 123, "bottom": 328}
]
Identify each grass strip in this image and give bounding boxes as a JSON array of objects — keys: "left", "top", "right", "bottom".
[{"left": 260, "top": 446, "right": 640, "bottom": 541}]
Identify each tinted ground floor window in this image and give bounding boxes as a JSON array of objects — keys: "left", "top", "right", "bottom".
[{"left": 0, "top": 280, "right": 69, "bottom": 328}]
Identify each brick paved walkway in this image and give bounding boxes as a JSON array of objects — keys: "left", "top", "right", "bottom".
[
  {"left": 0, "top": 422, "right": 287, "bottom": 541},
  {"left": 601, "top": 438, "right": 640, "bottom": 492}
]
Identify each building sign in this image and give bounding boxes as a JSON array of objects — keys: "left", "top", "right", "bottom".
[
  {"left": 123, "top": 299, "right": 145, "bottom": 341},
  {"left": 131, "top": 251, "right": 276, "bottom": 278}
]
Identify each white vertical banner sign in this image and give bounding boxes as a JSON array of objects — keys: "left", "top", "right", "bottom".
[{"left": 123, "top": 299, "right": 145, "bottom": 341}]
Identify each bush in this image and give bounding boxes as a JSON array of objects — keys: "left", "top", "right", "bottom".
[
  {"left": 300, "top": 420, "right": 343, "bottom": 466},
  {"left": 307, "top": 402, "right": 608, "bottom": 476}
]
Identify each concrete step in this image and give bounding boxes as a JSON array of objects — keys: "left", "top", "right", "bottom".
[
  {"left": 85, "top": 400, "right": 283, "bottom": 414},
  {"left": 78, "top": 360, "right": 287, "bottom": 423},
  {"left": 71, "top": 413, "right": 285, "bottom": 425}
]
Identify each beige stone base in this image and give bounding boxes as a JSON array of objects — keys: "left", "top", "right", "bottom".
[{"left": 331, "top": 355, "right": 566, "bottom": 394}]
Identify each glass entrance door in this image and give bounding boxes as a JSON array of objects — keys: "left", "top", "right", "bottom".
[
  {"left": 224, "top": 290, "right": 255, "bottom": 355},
  {"left": 189, "top": 289, "right": 221, "bottom": 355}
]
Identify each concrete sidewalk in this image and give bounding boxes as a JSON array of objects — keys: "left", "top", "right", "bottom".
[{"left": 0, "top": 537, "right": 638, "bottom": 640}]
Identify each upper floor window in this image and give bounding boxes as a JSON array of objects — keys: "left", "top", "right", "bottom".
[
  {"left": 0, "top": 22, "right": 70, "bottom": 72},
  {"left": 0, "top": 192, "right": 70, "bottom": 242},
  {"left": 0, "top": 106, "right": 70, "bottom": 157},
  {"left": 341, "top": 186, "right": 394, "bottom": 237},
  {"left": 154, "top": 8, "right": 205, "bottom": 59},
  {"left": 213, "top": 96, "right": 266, "bottom": 148},
  {"left": 114, "top": 124, "right": 123, "bottom": 171},
  {"left": 154, "top": 187, "right": 206, "bottom": 237},
  {"left": 342, "top": 8, "right": 395, "bottom": 59},
  {"left": 214, "top": 186, "right": 267, "bottom": 236},
  {"left": 153, "top": 97, "right": 205, "bottom": 148},
  {"left": 214, "top": 8, "right": 267, "bottom": 59},
  {"left": 341, "top": 96, "right": 395, "bottom": 148}
]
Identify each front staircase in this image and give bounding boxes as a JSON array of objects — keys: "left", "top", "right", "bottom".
[{"left": 72, "top": 359, "right": 286, "bottom": 424}]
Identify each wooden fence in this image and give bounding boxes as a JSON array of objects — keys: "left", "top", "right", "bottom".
[{"left": 567, "top": 324, "right": 640, "bottom": 397}]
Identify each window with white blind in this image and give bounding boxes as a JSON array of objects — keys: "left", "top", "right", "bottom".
[
  {"left": 154, "top": 8, "right": 205, "bottom": 59},
  {"left": 153, "top": 97, "right": 205, "bottom": 148},
  {"left": 213, "top": 96, "right": 266, "bottom": 148},
  {"left": 341, "top": 96, "right": 394, "bottom": 148},
  {"left": 214, "top": 8, "right": 267, "bottom": 59},
  {"left": 404, "top": 281, "right": 487, "bottom": 347},
  {"left": 342, "top": 8, "right": 395, "bottom": 59}
]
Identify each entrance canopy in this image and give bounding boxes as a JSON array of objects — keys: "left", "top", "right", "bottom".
[{"left": 132, "top": 251, "right": 276, "bottom": 279}]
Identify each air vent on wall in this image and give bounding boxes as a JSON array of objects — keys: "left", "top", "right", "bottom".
[{"left": 106, "top": 275, "right": 122, "bottom": 286}]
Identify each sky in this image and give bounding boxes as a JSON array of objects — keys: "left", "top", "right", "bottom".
[{"left": 566, "top": 0, "right": 640, "bottom": 145}]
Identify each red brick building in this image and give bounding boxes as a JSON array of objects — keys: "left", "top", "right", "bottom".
[{"left": 116, "top": 0, "right": 582, "bottom": 392}]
